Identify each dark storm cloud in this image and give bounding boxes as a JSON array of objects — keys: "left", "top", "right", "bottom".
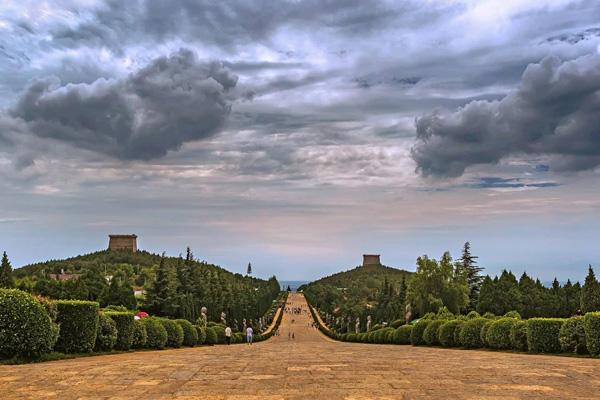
[
  {"left": 411, "top": 54, "right": 600, "bottom": 177},
  {"left": 10, "top": 49, "right": 237, "bottom": 160},
  {"left": 467, "top": 177, "right": 560, "bottom": 189},
  {"left": 545, "top": 27, "right": 600, "bottom": 44}
]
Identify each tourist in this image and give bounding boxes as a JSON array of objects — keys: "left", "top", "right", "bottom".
[
  {"left": 225, "top": 326, "right": 232, "bottom": 345},
  {"left": 246, "top": 325, "right": 253, "bottom": 345}
]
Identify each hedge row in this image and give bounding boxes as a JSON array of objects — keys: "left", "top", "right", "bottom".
[{"left": 310, "top": 303, "right": 600, "bottom": 357}]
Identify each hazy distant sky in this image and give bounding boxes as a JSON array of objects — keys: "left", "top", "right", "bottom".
[{"left": 1, "top": 1, "right": 600, "bottom": 281}]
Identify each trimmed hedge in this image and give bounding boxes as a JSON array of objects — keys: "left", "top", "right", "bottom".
[
  {"left": 466, "top": 311, "right": 480, "bottom": 319},
  {"left": 410, "top": 320, "right": 431, "bottom": 346},
  {"left": 503, "top": 311, "right": 521, "bottom": 319},
  {"left": 0, "top": 289, "right": 58, "bottom": 358},
  {"left": 212, "top": 326, "right": 226, "bottom": 344},
  {"left": 453, "top": 320, "right": 465, "bottom": 345},
  {"left": 527, "top": 318, "right": 565, "bottom": 353},
  {"left": 141, "top": 317, "right": 168, "bottom": 349},
  {"left": 423, "top": 320, "right": 445, "bottom": 345},
  {"left": 95, "top": 313, "right": 117, "bottom": 351},
  {"left": 459, "top": 318, "right": 487, "bottom": 348},
  {"left": 175, "top": 319, "right": 198, "bottom": 346},
  {"left": 132, "top": 319, "right": 147, "bottom": 348},
  {"left": 390, "top": 319, "right": 404, "bottom": 328},
  {"left": 195, "top": 326, "right": 207, "bottom": 344},
  {"left": 486, "top": 318, "right": 516, "bottom": 350},
  {"left": 106, "top": 312, "right": 135, "bottom": 350},
  {"left": 439, "top": 320, "right": 461, "bottom": 347},
  {"left": 160, "top": 319, "right": 184, "bottom": 348},
  {"left": 510, "top": 320, "right": 528, "bottom": 352},
  {"left": 480, "top": 319, "right": 494, "bottom": 347},
  {"left": 560, "top": 316, "right": 587, "bottom": 355},
  {"left": 584, "top": 312, "right": 600, "bottom": 356},
  {"left": 55, "top": 300, "right": 99, "bottom": 353},
  {"left": 205, "top": 327, "right": 218, "bottom": 345},
  {"left": 394, "top": 325, "right": 412, "bottom": 344}
]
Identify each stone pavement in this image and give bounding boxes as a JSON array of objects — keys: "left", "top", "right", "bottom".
[{"left": 2, "top": 293, "right": 600, "bottom": 399}]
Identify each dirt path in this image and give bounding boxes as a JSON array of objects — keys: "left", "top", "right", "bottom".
[{"left": 1, "top": 293, "right": 600, "bottom": 399}]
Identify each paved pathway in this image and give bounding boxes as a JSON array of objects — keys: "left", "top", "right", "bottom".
[{"left": 2, "top": 293, "right": 600, "bottom": 399}]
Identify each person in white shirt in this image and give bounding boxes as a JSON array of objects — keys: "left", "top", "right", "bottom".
[
  {"left": 246, "top": 326, "right": 253, "bottom": 345},
  {"left": 225, "top": 326, "right": 232, "bottom": 345}
]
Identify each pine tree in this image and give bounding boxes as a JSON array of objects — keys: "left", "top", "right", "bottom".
[
  {"left": 247, "top": 262, "right": 252, "bottom": 276},
  {"left": 144, "top": 254, "right": 178, "bottom": 316},
  {"left": 460, "top": 242, "right": 483, "bottom": 312},
  {"left": 0, "top": 251, "right": 14, "bottom": 288},
  {"left": 581, "top": 265, "right": 600, "bottom": 313}
]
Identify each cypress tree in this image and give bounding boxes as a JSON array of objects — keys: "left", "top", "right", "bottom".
[
  {"left": 0, "top": 251, "right": 14, "bottom": 288},
  {"left": 581, "top": 265, "right": 600, "bottom": 313},
  {"left": 460, "top": 242, "right": 483, "bottom": 312}
]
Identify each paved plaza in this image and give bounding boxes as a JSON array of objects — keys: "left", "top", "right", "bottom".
[{"left": 2, "top": 293, "right": 600, "bottom": 399}]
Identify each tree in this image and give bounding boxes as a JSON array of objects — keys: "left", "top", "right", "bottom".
[
  {"left": 581, "top": 265, "right": 600, "bottom": 313},
  {"left": 247, "top": 262, "right": 252, "bottom": 276},
  {"left": 80, "top": 268, "right": 108, "bottom": 301},
  {"left": 476, "top": 270, "right": 520, "bottom": 315},
  {"left": 460, "top": 242, "right": 483, "bottom": 312},
  {"left": 0, "top": 251, "right": 14, "bottom": 288},
  {"left": 144, "top": 254, "right": 178, "bottom": 316},
  {"left": 101, "top": 272, "right": 136, "bottom": 309}
]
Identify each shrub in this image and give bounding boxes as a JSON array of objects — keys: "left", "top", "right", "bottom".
[
  {"left": 482, "top": 312, "right": 495, "bottom": 319},
  {"left": 141, "top": 317, "right": 167, "bottom": 349},
  {"left": 175, "top": 319, "right": 198, "bottom": 346},
  {"left": 195, "top": 326, "right": 207, "bottom": 344},
  {"left": 390, "top": 319, "right": 404, "bottom": 329},
  {"left": 459, "top": 318, "right": 487, "bottom": 348},
  {"left": 423, "top": 320, "right": 445, "bottom": 345},
  {"left": 205, "top": 327, "right": 218, "bottom": 345},
  {"left": 453, "top": 320, "right": 465, "bottom": 346},
  {"left": 503, "top": 310, "right": 521, "bottom": 319},
  {"left": 384, "top": 328, "right": 396, "bottom": 343},
  {"left": 560, "top": 316, "right": 587, "bottom": 355},
  {"left": 104, "top": 305, "right": 129, "bottom": 312},
  {"left": 510, "top": 320, "right": 528, "bottom": 352},
  {"left": 466, "top": 311, "right": 480, "bottom": 320},
  {"left": 410, "top": 320, "right": 431, "bottom": 346},
  {"left": 132, "top": 319, "right": 147, "bottom": 348},
  {"left": 366, "top": 331, "right": 376, "bottom": 344},
  {"left": 95, "top": 313, "right": 117, "bottom": 351},
  {"left": 105, "top": 312, "right": 135, "bottom": 350},
  {"left": 370, "top": 323, "right": 383, "bottom": 331},
  {"left": 346, "top": 333, "right": 357, "bottom": 342},
  {"left": 584, "top": 312, "right": 600, "bottom": 356},
  {"left": 394, "top": 325, "right": 413, "bottom": 344},
  {"left": 436, "top": 306, "right": 454, "bottom": 320},
  {"left": 480, "top": 320, "right": 495, "bottom": 347},
  {"left": 160, "top": 319, "right": 184, "bottom": 348},
  {"left": 527, "top": 318, "right": 565, "bottom": 353},
  {"left": 0, "top": 289, "right": 58, "bottom": 358},
  {"left": 439, "top": 320, "right": 461, "bottom": 347},
  {"left": 212, "top": 325, "right": 226, "bottom": 344},
  {"left": 486, "top": 318, "right": 516, "bottom": 350},
  {"left": 55, "top": 300, "right": 99, "bottom": 353},
  {"left": 233, "top": 332, "right": 244, "bottom": 343}
]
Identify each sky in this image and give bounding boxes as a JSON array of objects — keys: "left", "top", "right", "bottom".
[{"left": 1, "top": 0, "right": 600, "bottom": 282}]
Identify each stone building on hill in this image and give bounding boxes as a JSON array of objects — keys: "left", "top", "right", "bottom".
[
  {"left": 362, "top": 254, "right": 381, "bottom": 267},
  {"left": 108, "top": 234, "right": 138, "bottom": 252}
]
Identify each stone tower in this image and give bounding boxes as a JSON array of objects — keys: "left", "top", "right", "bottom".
[
  {"left": 108, "top": 234, "right": 138, "bottom": 252},
  {"left": 362, "top": 254, "right": 381, "bottom": 267}
]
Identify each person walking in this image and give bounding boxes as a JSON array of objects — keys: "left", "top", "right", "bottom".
[
  {"left": 225, "top": 326, "right": 232, "bottom": 345},
  {"left": 246, "top": 325, "right": 253, "bottom": 345}
]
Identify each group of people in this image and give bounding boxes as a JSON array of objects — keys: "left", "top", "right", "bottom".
[{"left": 223, "top": 325, "right": 255, "bottom": 345}]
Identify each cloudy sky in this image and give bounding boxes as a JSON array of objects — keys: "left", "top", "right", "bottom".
[{"left": 1, "top": 0, "right": 599, "bottom": 281}]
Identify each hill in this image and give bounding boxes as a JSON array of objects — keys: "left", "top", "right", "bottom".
[{"left": 300, "top": 263, "right": 411, "bottom": 328}]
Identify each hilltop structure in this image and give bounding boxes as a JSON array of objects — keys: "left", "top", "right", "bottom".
[
  {"left": 362, "top": 254, "right": 381, "bottom": 267},
  {"left": 108, "top": 234, "right": 138, "bottom": 252}
]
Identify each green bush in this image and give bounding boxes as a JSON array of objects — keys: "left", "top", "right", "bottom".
[
  {"left": 212, "top": 326, "right": 226, "bottom": 344},
  {"left": 527, "top": 318, "right": 564, "bottom": 353},
  {"left": 390, "top": 319, "right": 404, "bottom": 328},
  {"left": 439, "top": 320, "right": 461, "bottom": 347},
  {"left": 346, "top": 333, "right": 357, "bottom": 342},
  {"left": 559, "top": 316, "right": 587, "bottom": 355},
  {"left": 423, "top": 320, "right": 445, "bottom": 345},
  {"left": 486, "top": 318, "right": 516, "bottom": 350},
  {"left": 140, "top": 317, "right": 167, "bottom": 349},
  {"left": 453, "top": 321, "right": 465, "bottom": 345},
  {"left": 503, "top": 311, "right": 521, "bottom": 319},
  {"left": 510, "top": 320, "right": 528, "bottom": 352},
  {"left": 55, "top": 300, "right": 99, "bottom": 353},
  {"left": 95, "top": 313, "right": 117, "bottom": 351},
  {"left": 132, "top": 319, "right": 147, "bottom": 348},
  {"left": 482, "top": 312, "right": 495, "bottom": 319},
  {"left": 0, "top": 289, "right": 58, "bottom": 358},
  {"left": 159, "top": 319, "right": 184, "bottom": 348},
  {"left": 394, "top": 325, "right": 413, "bottom": 344},
  {"left": 233, "top": 332, "right": 244, "bottom": 343},
  {"left": 466, "top": 311, "right": 480, "bottom": 319},
  {"left": 410, "top": 320, "right": 431, "bottom": 346},
  {"left": 480, "top": 320, "right": 495, "bottom": 347},
  {"left": 205, "top": 327, "right": 218, "bottom": 345},
  {"left": 175, "top": 319, "right": 198, "bottom": 346},
  {"left": 195, "top": 326, "right": 207, "bottom": 344},
  {"left": 385, "top": 328, "right": 396, "bottom": 343},
  {"left": 435, "top": 306, "right": 454, "bottom": 320},
  {"left": 106, "top": 312, "right": 135, "bottom": 350},
  {"left": 584, "top": 312, "right": 600, "bottom": 356},
  {"left": 459, "top": 318, "right": 487, "bottom": 348}
]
